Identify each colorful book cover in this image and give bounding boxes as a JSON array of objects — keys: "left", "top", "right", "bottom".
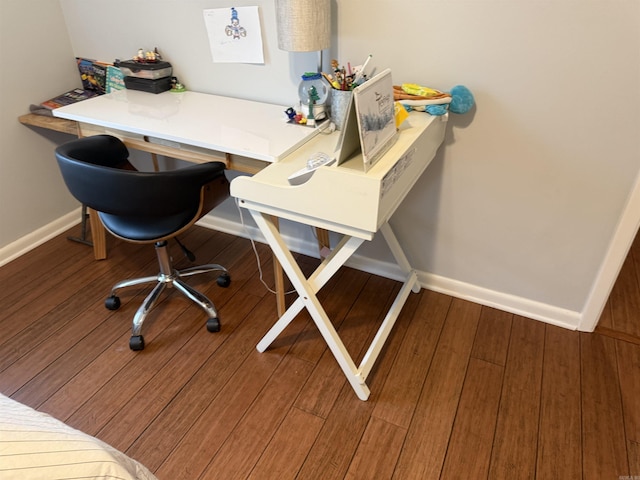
[
  {"left": 106, "top": 65, "right": 125, "bottom": 93},
  {"left": 76, "top": 57, "right": 107, "bottom": 94}
]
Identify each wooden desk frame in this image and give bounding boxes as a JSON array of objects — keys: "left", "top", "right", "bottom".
[
  {"left": 20, "top": 114, "right": 269, "bottom": 260},
  {"left": 19, "top": 112, "right": 320, "bottom": 316}
]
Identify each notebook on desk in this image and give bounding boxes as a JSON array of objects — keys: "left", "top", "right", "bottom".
[{"left": 334, "top": 68, "right": 397, "bottom": 172}]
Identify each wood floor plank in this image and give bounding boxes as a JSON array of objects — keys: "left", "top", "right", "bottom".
[
  {"left": 616, "top": 339, "right": 640, "bottom": 477},
  {"left": 199, "top": 355, "right": 315, "bottom": 479},
  {"left": 595, "top": 326, "right": 640, "bottom": 346},
  {"left": 488, "top": 316, "right": 545, "bottom": 480},
  {"left": 0, "top": 228, "right": 159, "bottom": 352},
  {"left": 471, "top": 306, "right": 513, "bottom": 366},
  {"left": 37, "top": 325, "right": 147, "bottom": 422},
  {"left": 597, "top": 298, "right": 614, "bottom": 330},
  {"left": 0, "top": 259, "right": 149, "bottom": 394},
  {"left": 295, "top": 380, "right": 379, "bottom": 480},
  {"left": 392, "top": 298, "right": 482, "bottom": 480},
  {"left": 0, "top": 230, "right": 88, "bottom": 302},
  {"left": 28, "top": 229, "right": 214, "bottom": 418},
  {"left": 440, "top": 357, "right": 503, "bottom": 479},
  {"left": 96, "top": 289, "right": 262, "bottom": 451},
  {"left": 247, "top": 406, "right": 325, "bottom": 480},
  {"left": 133, "top": 293, "right": 306, "bottom": 475},
  {"left": 294, "top": 275, "right": 400, "bottom": 419},
  {"left": 63, "top": 302, "right": 206, "bottom": 435},
  {"left": 372, "top": 290, "right": 450, "bottom": 429},
  {"left": 344, "top": 417, "right": 407, "bottom": 480},
  {"left": 610, "top": 252, "right": 640, "bottom": 339},
  {"left": 35, "top": 238, "right": 276, "bottom": 426},
  {"left": 581, "top": 332, "right": 630, "bottom": 480},
  {"left": 536, "top": 325, "right": 582, "bottom": 479},
  {"left": 0, "top": 242, "right": 142, "bottom": 354},
  {"left": 10, "top": 304, "right": 132, "bottom": 408},
  {"left": 6, "top": 232, "right": 208, "bottom": 406},
  {"left": 294, "top": 283, "right": 414, "bottom": 480},
  {"left": 628, "top": 246, "right": 640, "bottom": 338},
  {"left": 2, "top": 225, "right": 640, "bottom": 479},
  {"left": 0, "top": 243, "right": 92, "bottom": 320},
  {"left": 36, "top": 232, "right": 258, "bottom": 422}
]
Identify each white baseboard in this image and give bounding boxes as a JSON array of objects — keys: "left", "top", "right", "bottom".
[
  {"left": 198, "top": 214, "right": 582, "bottom": 330},
  {"left": 417, "top": 272, "right": 581, "bottom": 330},
  {"left": 0, "top": 211, "right": 582, "bottom": 330},
  {"left": 0, "top": 209, "right": 82, "bottom": 268}
]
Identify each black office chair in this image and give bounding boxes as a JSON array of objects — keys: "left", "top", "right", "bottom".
[{"left": 55, "top": 135, "right": 231, "bottom": 351}]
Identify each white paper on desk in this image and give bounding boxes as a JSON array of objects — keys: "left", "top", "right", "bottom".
[{"left": 203, "top": 7, "right": 264, "bottom": 64}]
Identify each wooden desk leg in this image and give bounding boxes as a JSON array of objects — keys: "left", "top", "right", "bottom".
[
  {"left": 88, "top": 208, "right": 107, "bottom": 260},
  {"left": 270, "top": 225, "right": 328, "bottom": 315},
  {"left": 150, "top": 152, "right": 160, "bottom": 172},
  {"left": 269, "top": 215, "right": 286, "bottom": 317},
  {"left": 316, "top": 228, "right": 330, "bottom": 258}
]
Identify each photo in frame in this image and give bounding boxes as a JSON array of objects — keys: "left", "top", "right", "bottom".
[
  {"left": 333, "top": 68, "right": 398, "bottom": 171},
  {"left": 353, "top": 68, "right": 397, "bottom": 171}
]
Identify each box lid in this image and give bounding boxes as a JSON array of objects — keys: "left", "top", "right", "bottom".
[{"left": 118, "top": 59, "right": 172, "bottom": 72}]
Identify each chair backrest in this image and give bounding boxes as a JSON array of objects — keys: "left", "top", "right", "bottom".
[
  {"left": 55, "top": 135, "right": 227, "bottom": 216},
  {"left": 55, "top": 135, "right": 228, "bottom": 241}
]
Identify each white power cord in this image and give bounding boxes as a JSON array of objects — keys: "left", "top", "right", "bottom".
[{"left": 235, "top": 197, "right": 296, "bottom": 296}]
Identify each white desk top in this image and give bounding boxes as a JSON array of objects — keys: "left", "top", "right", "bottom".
[
  {"left": 232, "top": 113, "right": 447, "bottom": 238},
  {"left": 53, "top": 90, "right": 320, "bottom": 162}
]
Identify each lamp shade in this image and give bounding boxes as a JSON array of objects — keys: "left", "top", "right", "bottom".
[{"left": 275, "top": 0, "right": 331, "bottom": 52}]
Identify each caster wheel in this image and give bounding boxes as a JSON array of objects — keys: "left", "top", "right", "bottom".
[
  {"left": 129, "top": 335, "right": 145, "bottom": 351},
  {"left": 217, "top": 273, "right": 231, "bottom": 288},
  {"left": 105, "top": 295, "right": 121, "bottom": 310},
  {"left": 206, "top": 317, "right": 220, "bottom": 333}
]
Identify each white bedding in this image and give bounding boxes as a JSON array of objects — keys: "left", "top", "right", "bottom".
[{"left": 0, "top": 393, "right": 157, "bottom": 480}]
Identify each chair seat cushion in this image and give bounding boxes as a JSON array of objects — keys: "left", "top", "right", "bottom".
[{"left": 99, "top": 208, "right": 198, "bottom": 242}]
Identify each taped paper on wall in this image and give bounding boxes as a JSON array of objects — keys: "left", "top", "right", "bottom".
[{"left": 203, "top": 7, "right": 264, "bottom": 64}]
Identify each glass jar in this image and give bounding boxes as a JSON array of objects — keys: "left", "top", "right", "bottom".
[{"left": 298, "top": 72, "right": 329, "bottom": 107}]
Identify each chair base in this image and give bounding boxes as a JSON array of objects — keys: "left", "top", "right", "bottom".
[{"left": 105, "top": 240, "right": 230, "bottom": 351}]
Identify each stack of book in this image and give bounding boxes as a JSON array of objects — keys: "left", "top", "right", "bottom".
[{"left": 30, "top": 57, "right": 124, "bottom": 116}]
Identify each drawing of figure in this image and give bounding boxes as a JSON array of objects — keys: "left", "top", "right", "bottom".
[{"left": 225, "top": 8, "right": 247, "bottom": 39}]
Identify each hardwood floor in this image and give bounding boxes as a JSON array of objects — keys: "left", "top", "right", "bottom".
[
  {"left": 1, "top": 224, "right": 638, "bottom": 479},
  {"left": 596, "top": 230, "right": 640, "bottom": 345}
]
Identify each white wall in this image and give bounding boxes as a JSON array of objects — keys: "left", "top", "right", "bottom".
[
  {"left": 0, "top": 1, "right": 82, "bottom": 253},
  {"left": 3, "top": 0, "right": 639, "bottom": 330},
  {"left": 337, "top": 0, "right": 640, "bottom": 325}
]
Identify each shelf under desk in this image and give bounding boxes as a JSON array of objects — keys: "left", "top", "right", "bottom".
[{"left": 19, "top": 113, "right": 79, "bottom": 136}]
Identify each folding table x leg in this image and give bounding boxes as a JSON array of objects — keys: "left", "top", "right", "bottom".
[{"left": 249, "top": 210, "right": 421, "bottom": 401}]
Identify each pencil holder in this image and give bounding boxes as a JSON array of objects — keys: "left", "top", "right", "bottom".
[{"left": 330, "top": 89, "right": 352, "bottom": 131}]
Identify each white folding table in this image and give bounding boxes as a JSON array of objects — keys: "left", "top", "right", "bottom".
[{"left": 231, "top": 112, "right": 448, "bottom": 400}]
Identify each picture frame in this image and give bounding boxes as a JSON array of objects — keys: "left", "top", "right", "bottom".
[{"left": 353, "top": 68, "right": 397, "bottom": 171}]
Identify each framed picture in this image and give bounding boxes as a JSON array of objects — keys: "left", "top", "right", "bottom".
[{"left": 353, "top": 68, "right": 397, "bottom": 171}]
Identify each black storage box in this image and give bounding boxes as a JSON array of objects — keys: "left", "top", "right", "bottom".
[
  {"left": 119, "top": 60, "right": 172, "bottom": 79},
  {"left": 124, "top": 76, "right": 172, "bottom": 94}
]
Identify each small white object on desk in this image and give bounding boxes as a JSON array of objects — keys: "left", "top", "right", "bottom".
[{"left": 287, "top": 152, "right": 335, "bottom": 185}]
